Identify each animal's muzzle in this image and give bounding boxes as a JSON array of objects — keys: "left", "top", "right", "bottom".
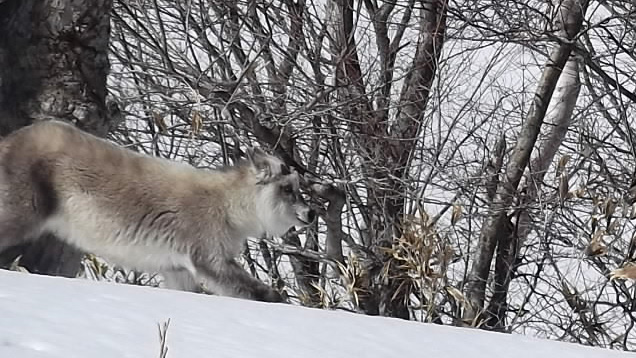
[{"left": 296, "top": 206, "right": 316, "bottom": 225}]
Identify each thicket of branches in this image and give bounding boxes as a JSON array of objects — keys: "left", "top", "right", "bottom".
[
  {"left": 3, "top": 0, "right": 635, "bottom": 351},
  {"left": 101, "top": 0, "right": 636, "bottom": 348}
]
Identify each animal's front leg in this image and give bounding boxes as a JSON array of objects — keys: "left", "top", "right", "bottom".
[
  {"left": 193, "top": 258, "right": 284, "bottom": 303},
  {"left": 161, "top": 267, "right": 202, "bottom": 293}
]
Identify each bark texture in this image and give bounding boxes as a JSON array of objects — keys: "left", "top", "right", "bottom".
[
  {"left": 484, "top": 57, "right": 582, "bottom": 331},
  {"left": 331, "top": 0, "right": 447, "bottom": 318},
  {"left": 463, "top": 0, "right": 588, "bottom": 325},
  {"left": 0, "top": 0, "right": 114, "bottom": 276}
]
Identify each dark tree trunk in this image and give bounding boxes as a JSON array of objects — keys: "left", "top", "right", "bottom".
[
  {"left": 463, "top": 0, "right": 588, "bottom": 324},
  {"left": 483, "top": 215, "right": 516, "bottom": 331},
  {"left": 0, "top": 0, "right": 114, "bottom": 277},
  {"left": 329, "top": 0, "right": 447, "bottom": 319}
]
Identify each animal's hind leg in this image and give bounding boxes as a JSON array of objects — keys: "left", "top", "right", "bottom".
[
  {"left": 0, "top": 215, "right": 42, "bottom": 269},
  {"left": 161, "top": 267, "right": 203, "bottom": 293}
]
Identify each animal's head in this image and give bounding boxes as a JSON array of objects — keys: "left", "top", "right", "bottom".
[{"left": 244, "top": 147, "right": 316, "bottom": 237}]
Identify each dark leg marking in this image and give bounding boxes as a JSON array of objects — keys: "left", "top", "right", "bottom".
[{"left": 30, "top": 159, "right": 57, "bottom": 217}]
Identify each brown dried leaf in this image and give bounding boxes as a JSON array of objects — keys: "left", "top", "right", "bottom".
[
  {"left": 607, "top": 219, "right": 620, "bottom": 234},
  {"left": 192, "top": 110, "right": 203, "bottom": 136},
  {"left": 152, "top": 111, "right": 167, "bottom": 132},
  {"left": 585, "top": 230, "right": 607, "bottom": 257},
  {"left": 610, "top": 263, "right": 636, "bottom": 281},
  {"left": 572, "top": 186, "right": 586, "bottom": 198},
  {"left": 556, "top": 155, "right": 571, "bottom": 177},
  {"left": 445, "top": 286, "right": 466, "bottom": 306},
  {"left": 603, "top": 198, "right": 617, "bottom": 219},
  {"left": 629, "top": 203, "right": 636, "bottom": 220},
  {"left": 451, "top": 204, "right": 463, "bottom": 226}
]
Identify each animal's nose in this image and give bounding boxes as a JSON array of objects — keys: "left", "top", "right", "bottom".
[{"left": 307, "top": 209, "right": 316, "bottom": 223}]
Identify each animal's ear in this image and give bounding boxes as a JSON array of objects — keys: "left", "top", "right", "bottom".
[{"left": 246, "top": 147, "right": 276, "bottom": 183}]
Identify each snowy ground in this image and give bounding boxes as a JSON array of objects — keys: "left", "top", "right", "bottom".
[{"left": 0, "top": 269, "right": 632, "bottom": 358}]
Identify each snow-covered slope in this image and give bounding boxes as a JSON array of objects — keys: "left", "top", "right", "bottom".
[{"left": 0, "top": 269, "right": 631, "bottom": 358}]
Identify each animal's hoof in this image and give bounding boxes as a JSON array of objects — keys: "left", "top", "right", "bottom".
[{"left": 258, "top": 288, "right": 286, "bottom": 303}]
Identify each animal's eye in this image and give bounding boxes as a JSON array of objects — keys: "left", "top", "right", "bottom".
[{"left": 281, "top": 185, "right": 293, "bottom": 194}]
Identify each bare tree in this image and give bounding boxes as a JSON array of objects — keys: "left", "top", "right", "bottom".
[
  {"left": 325, "top": 0, "right": 448, "bottom": 317},
  {"left": 462, "top": 0, "right": 588, "bottom": 325},
  {"left": 10, "top": 0, "right": 629, "bottom": 350},
  {"left": 107, "top": 0, "right": 448, "bottom": 318}
]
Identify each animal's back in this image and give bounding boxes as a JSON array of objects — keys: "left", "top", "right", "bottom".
[
  {"left": 0, "top": 120, "right": 204, "bottom": 197},
  {"left": 0, "top": 120, "right": 215, "bottom": 267}
]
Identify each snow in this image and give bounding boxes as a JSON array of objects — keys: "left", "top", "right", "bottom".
[{"left": 0, "top": 270, "right": 631, "bottom": 358}]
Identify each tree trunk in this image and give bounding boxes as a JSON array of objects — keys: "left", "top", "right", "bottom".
[
  {"left": 0, "top": 0, "right": 114, "bottom": 276},
  {"left": 484, "top": 56, "right": 582, "bottom": 331},
  {"left": 329, "top": 0, "right": 447, "bottom": 318},
  {"left": 463, "top": 0, "right": 588, "bottom": 325}
]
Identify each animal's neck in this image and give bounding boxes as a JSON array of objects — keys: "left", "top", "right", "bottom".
[
  {"left": 197, "top": 169, "right": 265, "bottom": 239},
  {"left": 228, "top": 187, "right": 265, "bottom": 239}
]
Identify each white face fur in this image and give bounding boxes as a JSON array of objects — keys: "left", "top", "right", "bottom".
[{"left": 247, "top": 149, "right": 315, "bottom": 237}]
